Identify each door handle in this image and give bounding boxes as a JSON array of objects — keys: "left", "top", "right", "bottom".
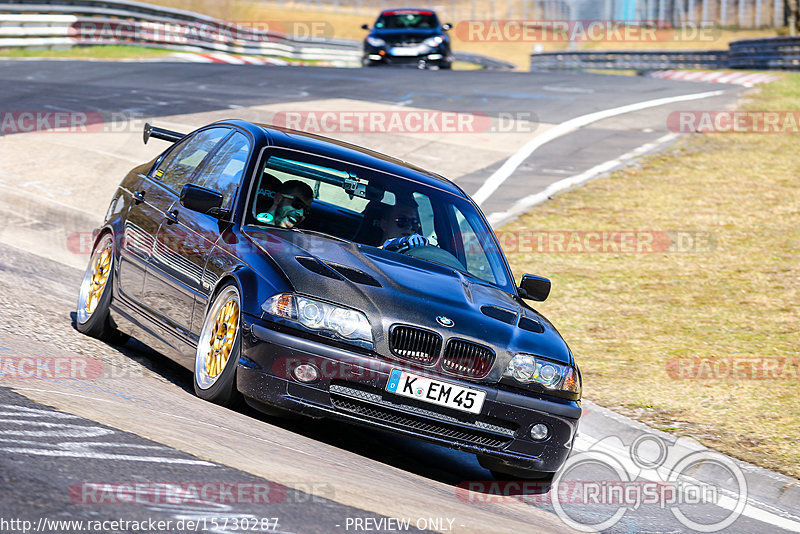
[
  {"left": 133, "top": 190, "right": 145, "bottom": 204},
  {"left": 165, "top": 209, "right": 179, "bottom": 224}
]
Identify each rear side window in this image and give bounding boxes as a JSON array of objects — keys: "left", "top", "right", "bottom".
[
  {"left": 191, "top": 132, "right": 250, "bottom": 209},
  {"left": 153, "top": 127, "right": 229, "bottom": 193}
]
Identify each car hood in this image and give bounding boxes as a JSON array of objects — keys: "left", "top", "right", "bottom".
[
  {"left": 369, "top": 28, "right": 444, "bottom": 43},
  {"left": 246, "top": 228, "right": 572, "bottom": 381}
]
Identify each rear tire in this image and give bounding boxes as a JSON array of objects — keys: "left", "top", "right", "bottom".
[
  {"left": 193, "top": 283, "right": 243, "bottom": 407},
  {"left": 75, "top": 233, "right": 129, "bottom": 345}
]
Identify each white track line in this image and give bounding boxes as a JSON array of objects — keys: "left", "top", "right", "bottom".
[
  {"left": 472, "top": 90, "right": 725, "bottom": 206},
  {"left": 486, "top": 133, "right": 678, "bottom": 226}
]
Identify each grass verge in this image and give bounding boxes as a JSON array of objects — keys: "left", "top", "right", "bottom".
[
  {"left": 0, "top": 45, "right": 174, "bottom": 59},
  {"left": 502, "top": 73, "right": 800, "bottom": 478}
]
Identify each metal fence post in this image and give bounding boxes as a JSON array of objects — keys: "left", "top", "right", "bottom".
[
  {"left": 774, "top": 0, "right": 782, "bottom": 27},
  {"left": 738, "top": 0, "right": 745, "bottom": 26}
]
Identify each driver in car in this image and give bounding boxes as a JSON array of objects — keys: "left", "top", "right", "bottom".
[
  {"left": 256, "top": 180, "right": 314, "bottom": 229},
  {"left": 380, "top": 200, "right": 429, "bottom": 253}
]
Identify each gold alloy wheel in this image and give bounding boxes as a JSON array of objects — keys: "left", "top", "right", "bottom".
[
  {"left": 195, "top": 286, "right": 241, "bottom": 390},
  {"left": 85, "top": 243, "right": 112, "bottom": 315},
  {"left": 77, "top": 234, "right": 114, "bottom": 325},
  {"left": 205, "top": 299, "right": 239, "bottom": 379}
]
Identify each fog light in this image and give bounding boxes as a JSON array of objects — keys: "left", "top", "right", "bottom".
[
  {"left": 530, "top": 423, "right": 549, "bottom": 441},
  {"left": 427, "top": 54, "right": 442, "bottom": 60},
  {"left": 292, "top": 363, "right": 319, "bottom": 383}
]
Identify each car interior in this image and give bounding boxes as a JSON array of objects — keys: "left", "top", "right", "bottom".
[{"left": 244, "top": 153, "right": 502, "bottom": 285}]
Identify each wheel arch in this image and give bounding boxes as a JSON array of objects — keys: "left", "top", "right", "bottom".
[{"left": 205, "top": 265, "right": 278, "bottom": 319}]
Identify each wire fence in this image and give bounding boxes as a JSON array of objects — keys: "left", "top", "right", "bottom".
[{"left": 267, "top": 0, "right": 795, "bottom": 28}]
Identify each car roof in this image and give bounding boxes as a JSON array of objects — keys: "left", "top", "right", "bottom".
[
  {"left": 379, "top": 8, "right": 438, "bottom": 14},
  {"left": 219, "top": 119, "right": 466, "bottom": 197}
]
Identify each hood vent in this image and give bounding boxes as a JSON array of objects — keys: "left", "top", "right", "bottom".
[
  {"left": 480, "top": 305, "right": 517, "bottom": 325},
  {"left": 519, "top": 316, "right": 545, "bottom": 333},
  {"left": 295, "top": 256, "right": 343, "bottom": 281},
  {"left": 326, "top": 262, "right": 382, "bottom": 287}
]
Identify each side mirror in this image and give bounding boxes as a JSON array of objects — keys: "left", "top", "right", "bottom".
[
  {"left": 361, "top": 24, "right": 370, "bottom": 30},
  {"left": 518, "top": 274, "right": 551, "bottom": 301},
  {"left": 180, "top": 183, "right": 224, "bottom": 216},
  {"left": 442, "top": 23, "right": 452, "bottom": 31}
]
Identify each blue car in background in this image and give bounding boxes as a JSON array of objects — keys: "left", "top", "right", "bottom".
[{"left": 361, "top": 9, "right": 453, "bottom": 69}]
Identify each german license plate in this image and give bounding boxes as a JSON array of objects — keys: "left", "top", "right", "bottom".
[
  {"left": 390, "top": 46, "right": 419, "bottom": 56},
  {"left": 385, "top": 369, "right": 485, "bottom": 414}
]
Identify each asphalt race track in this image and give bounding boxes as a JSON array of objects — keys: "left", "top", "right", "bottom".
[{"left": 1, "top": 61, "right": 798, "bottom": 534}]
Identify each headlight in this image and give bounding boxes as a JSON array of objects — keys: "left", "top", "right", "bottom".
[
  {"left": 262, "top": 293, "right": 373, "bottom": 345},
  {"left": 423, "top": 36, "right": 444, "bottom": 48},
  {"left": 366, "top": 36, "right": 386, "bottom": 47},
  {"left": 504, "top": 353, "right": 581, "bottom": 394}
]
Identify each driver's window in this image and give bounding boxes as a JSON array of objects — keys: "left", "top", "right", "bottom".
[
  {"left": 453, "top": 207, "right": 496, "bottom": 284},
  {"left": 412, "top": 192, "right": 438, "bottom": 246}
]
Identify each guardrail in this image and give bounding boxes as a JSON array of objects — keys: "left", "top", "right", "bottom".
[
  {"left": 0, "top": 0, "right": 364, "bottom": 65},
  {"left": 728, "top": 36, "right": 800, "bottom": 69},
  {"left": 0, "top": 0, "right": 514, "bottom": 69},
  {"left": 530, "top": 37, "right": 800, "bottom": 72},
  {"left": 530, "top": 50, "right": 729, "bottom": 71}
]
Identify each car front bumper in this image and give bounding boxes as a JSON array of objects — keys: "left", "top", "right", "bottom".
[
  {"left": 237, "top": 316, "right": 580, "bottom": 473},
  {"left": 363, "top": 48, "right": 452, "bottom": 67}
]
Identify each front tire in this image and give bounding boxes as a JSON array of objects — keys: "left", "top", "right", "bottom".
[
  {"left": 76, "top": 232, "right": 128, "bottom": 344},
  {"left": 194, "top": 283, "right": 243, "bottom": 407}
]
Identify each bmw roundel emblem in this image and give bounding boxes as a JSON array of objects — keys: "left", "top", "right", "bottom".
[{"left": 436, "top": 316, "right": 455, "bottom": 328}]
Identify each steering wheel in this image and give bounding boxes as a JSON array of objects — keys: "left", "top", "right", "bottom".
[{"left": 405, "top": 245, "right": 465, "bottom": 271}]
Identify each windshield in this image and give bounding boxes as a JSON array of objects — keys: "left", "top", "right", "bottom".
[
  {"left": 246, "top": 149, "right": 512, "bottom": 291},
  {"left": 375, "top": 11, "right": 439, "bottom": 30}
]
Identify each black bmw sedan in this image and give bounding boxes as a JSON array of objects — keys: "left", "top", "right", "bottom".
[
  {"left": 361, "top": 8, "right": 453, "bottom": 69},
  {"left": 76, "top": 119, "right": 581, "bottom": 479}
]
